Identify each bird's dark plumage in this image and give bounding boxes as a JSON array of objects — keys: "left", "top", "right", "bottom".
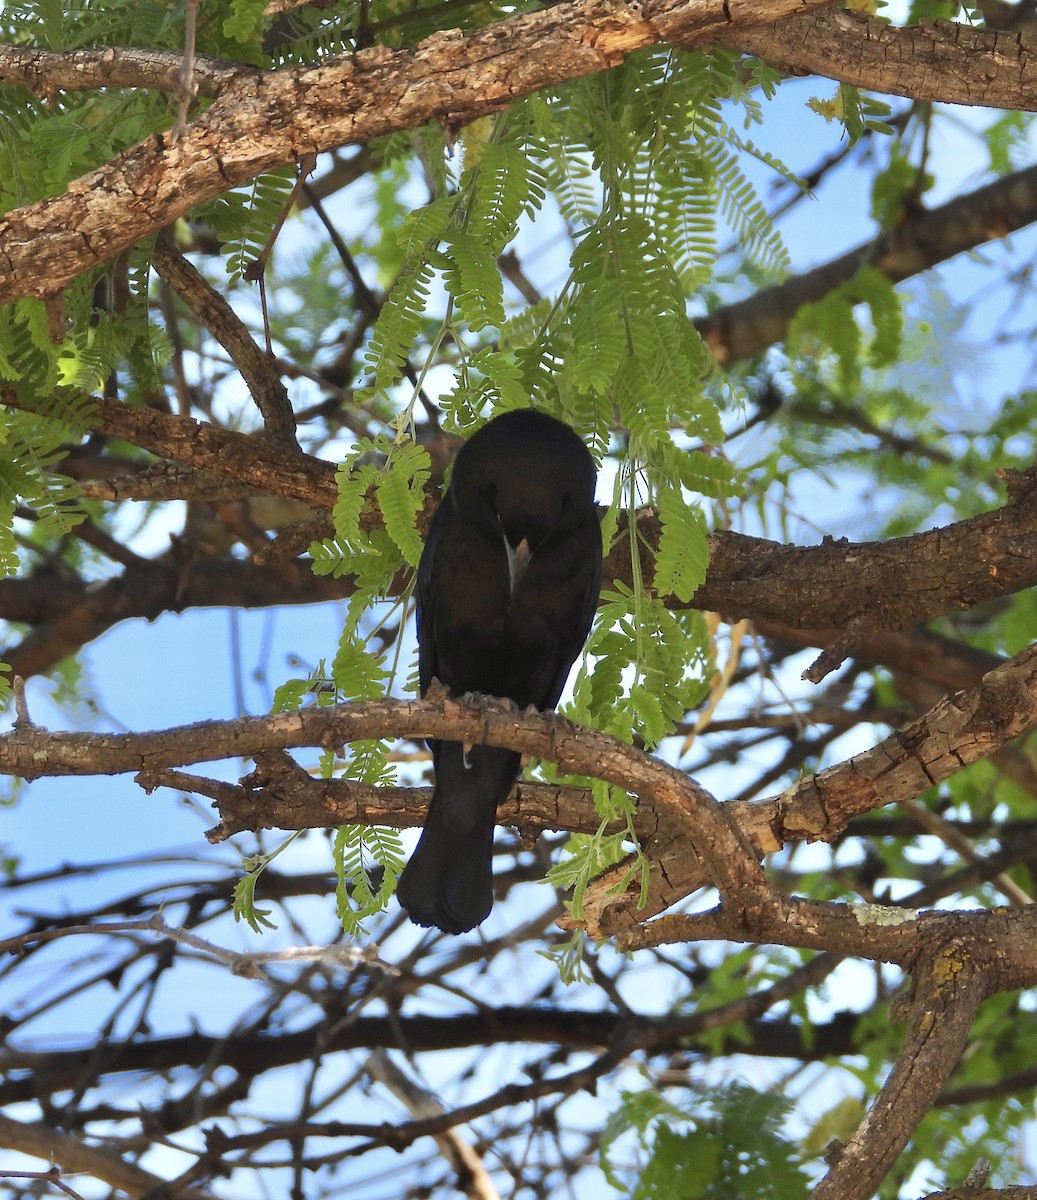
[{"left": 396, "top": 409, "right": 602, "bottom": 934}]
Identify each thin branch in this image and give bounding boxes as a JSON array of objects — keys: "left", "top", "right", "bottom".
[
  {"left": 193, "top": 1041, "right": 633, "bottom": 1162},
  {"left": 0, "top": 556, "right": 356, "bottom": 680},
  {"left": 0, "top": 1171, "right": 87, "bottom": 1200},
  {"left": 365, "top": 1051, "right": 503, "bottom": 1200},
  {"left": 696, "top": 161, "right": 1037, "bottom": 364},
  {"left": 0, "top": 1110, "right": 220, "bottom": 1200},
  {"left": 899, "top": 796, "right": 1033, "bottom": 906},
  {"left": 152, "top": 240, "right": 300, "bottom": 449},
  {"left": 0, "top": 913, "right": 395, "bottom": 978}
]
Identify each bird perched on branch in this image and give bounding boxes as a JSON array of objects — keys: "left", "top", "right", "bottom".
[{"left": 396, "top": 409, "right": 602, "bottom": 934}]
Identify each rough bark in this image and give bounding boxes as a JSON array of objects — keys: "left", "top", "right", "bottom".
[
  {"left": 0, "top": 0, "right": 836, "bottom": 304},
  {"left": 721, "top": 9, "right": 1037, "bottom": 111},
  {"left": 7, "top": 1, "right": 1037, "bottom": 305}
]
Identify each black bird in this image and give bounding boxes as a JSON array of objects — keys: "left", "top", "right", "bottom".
[{"left": 396, "top": 409, "right": 602, "bottom": 934}]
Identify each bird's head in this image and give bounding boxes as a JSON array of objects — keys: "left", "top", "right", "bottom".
[{"left": 447, "top": 409, "right": 598, "bottom": 592}]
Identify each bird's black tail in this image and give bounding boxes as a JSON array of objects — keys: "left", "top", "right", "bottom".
[{"left": 396, "top": 742, "right": 520, "bottom": 934}]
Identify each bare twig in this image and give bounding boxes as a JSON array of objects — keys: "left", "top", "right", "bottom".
[
  {"left": 365, "top": 1051, "right": 503, "bottom": 1200},
  {"left": 0, "top": 1111, "right": 219, "bottom": 1200},
  {"left": 0, "top": 912, "right": 394, "bottom": 978}
]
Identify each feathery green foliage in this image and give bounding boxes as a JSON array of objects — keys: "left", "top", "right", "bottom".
[
  {"left": 601, "top": 1083, "right": 811, "bottom": 1199},
  {"left": 334, "top": 822, "right": 405, "bottom": 935},
  {"left": 653, "top": 486, "right": 709, "bottom": 603},
  {"left": 304, "top": 431, "right": 431, "bottom": 918},
  {"left": 807, "top": 83, "right": 895, "bottom": 143},
  {"left": 790, "top": 266, "right": 904, "bottom": 395},
  {"left": 219, "top": 168, "right": 300, "bottom": 284}
]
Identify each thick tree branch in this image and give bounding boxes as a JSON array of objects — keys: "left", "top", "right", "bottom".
[
  {"left": 86, "top": 396, "right": 339, "bottom": 507},
  {"left": 3, "top": 11, "right": 1034, "bottom": 113},
  {"left": 6, "top": 8, "right": 1037, "bottom": 380},
  {"left": 75, "top": 390, "right": 1037, "bottom": 659},
  {"left": 0, "top": 0, "right": 836, "bottom": 304},
  {"left": 686, "top": 463, "right": 1037, "bottom": 661},
  {"left": 7, "top": 642, "right": 1037, "bottom": 935},
  {"left": 729, "top": 9, "right": 1037, "bottom": 111},
  {"left": 6, "top": 468, "right": 1037, "bottom": 677},
  {"left": 197, "top": 628, "right": 1027, "bottom": 855},
  {"left": 0, "top": 558, "right": 354, "bottom": 680},
  {"left": 0, "top": 43, "right": 245, "bottom": 97},
  {"left": 617, "top": 878, "right": 1037, "bottom": 978},
  {"left": 813, "top": 946, "right": 989, "bottom": 1200},
  {"left": 0, "top": 1110, "right": 218, "bottom": 1200},
  {"left": 6, "top": 385, "right": 1037, "bottom": 678},
  {"left": 721, "top": 10, "right": 1037, "bottom": 111},
  {"left": 0, "top": 691, "right": 769, "bottom": 909},
  {"left": 920, "top": 1192, "right": 1037, "bottom": 1200},
  {"left": 584, "top": 641, "right": 1037, "bottom": 930},
  {"left": 3, "top": 10, "right": 1037, "bottom": 309},
  {"left": 0, "top": 1006, "right": 858, "bottom": 1104},
  {"left": 73, "top": 400, "right": 1037, "bottom": 643}
]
